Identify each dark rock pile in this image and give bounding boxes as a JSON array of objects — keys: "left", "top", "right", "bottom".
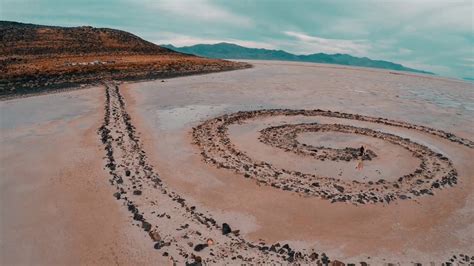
[
  {"left": 97, "top": 83, "right": 473, "bottom": 264},
  {"left": 260, "top": 123, "right": 378, "bottom": 161},
  {"left": 192, "top": 109, "right": 472, "bottom": 205},
  {"left": 97, "top": 82, "right": 340, "bottom": 264}
]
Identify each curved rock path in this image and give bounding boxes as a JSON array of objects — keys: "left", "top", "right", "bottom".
[
  {"left": 97, "top": 82, "right": 332, "bottom": 264},
  {"left": 98, "top": 82, "right": 473, "bottom": 265},
  {"left": 193, "top": 110, "right": 473, "bottom": 204}
]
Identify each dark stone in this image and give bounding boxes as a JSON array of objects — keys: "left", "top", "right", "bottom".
[
  {"left": 133, "top": 190, "right": 142, "bottom": 195},
  {"left": 113, "top": 192, "right": 121, "bottom": 199},
  {"left": 287, "top": 250, "right": 295, "bottom": 259},
  {"left": 125, "top": 170, "right": 131, "bottom": 176},
  {"left": 222, "top": 223, "right": 232, "bottom": 235},
  {"left": 321, "top": 252, "right": 330, "bottom": 264},
  {"left": 184, "top": 260, "right": 202, "bottom": 266},
  {"left": 154, "top": 241, "right": 163, "bottom": 250},
  {"left": 420, "top": 189, "right": 432, "bottom": 195},
  {"left": 128, "top": 204, "right": 136, "bottom": 213},
  {"left": 133, "top": 213, "right": 143, "bottom": 221},
  {"left": 334, "top": 184, "right": 345, "bottom": 193},
  {"left": 142, "top": 221, "right": 152, "bottom": 232},
  {"left": 193, "top": 243, "right": 208, "bottom": 252}
]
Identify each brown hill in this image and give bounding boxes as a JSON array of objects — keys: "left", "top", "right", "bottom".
[
  {"left": 0, "top": 21, "right": 174, "bottom": 56},
  {"left": 0, "top": 21, "right": 250, "bottom": 98}
]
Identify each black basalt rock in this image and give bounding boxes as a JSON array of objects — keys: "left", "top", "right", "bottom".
[
  {"left": 222, "top": 223, "right": 232, "bottom": 235},
  {"left": 194, "top": 243, "right": 208, "bottom": 252}
]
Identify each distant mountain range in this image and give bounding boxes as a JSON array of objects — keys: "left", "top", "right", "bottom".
[{"left": 162, "top": 42, "right": 434, "bottom": 75}]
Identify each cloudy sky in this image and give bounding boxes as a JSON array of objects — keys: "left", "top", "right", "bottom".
[{"left": 2, "top": 0, "right": 473, "bottom": 78}]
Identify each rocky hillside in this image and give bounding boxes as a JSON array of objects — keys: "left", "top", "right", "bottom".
[
  {"left": 0, "top": 21, "right": 249, "bottom": 98},
  {"left": 0, "top": 21, "right": 174, "bottom": 56}
]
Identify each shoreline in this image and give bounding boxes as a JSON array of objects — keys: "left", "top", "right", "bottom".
[
  {"left": 0, "top": 63, "right": 252, "bottom": 101},
  {"left": 236, "top": 59, "right": 472, "bottom": 85},
  {"left": 4, "top": 58, "right": 471, "bottom": 102},
  {"left": 3, "top": 58, "right": 470, "bottom": 102}
]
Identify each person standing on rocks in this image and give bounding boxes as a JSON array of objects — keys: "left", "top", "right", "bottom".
[{"left": 356, "top": 146, "right": 365, "bottom": 170}]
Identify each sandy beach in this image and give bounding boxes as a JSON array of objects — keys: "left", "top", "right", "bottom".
[{"left": 1, "top": 61, "right": 473, "bottom": 264}]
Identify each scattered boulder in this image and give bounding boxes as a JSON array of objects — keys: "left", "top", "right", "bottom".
[
  {"left": 334, "top": 184, "right": 345, "bottom": 193},
  {"left": 149, "top": 230, "right": 161, "bottom": 242},
  {"left": 193, "top": 243, "right": 208, "bottom": 252},
  {"left": 321, "top": 253, "right": 330, "bottom": 264},
  {"left": 142, "top": 221, "right": 152, "bottom": 232},
  {"left": 154, "top": 241, "right": 163, "bottom": 250},
  {"left": 133, "top": 213, "right": 143, "bottom": 221},
  {"left": 222, "top": 223, "right": 232, "bottom": 235},
  {"left": 309, "top": 252, "right": 318, "bottom": 261}
]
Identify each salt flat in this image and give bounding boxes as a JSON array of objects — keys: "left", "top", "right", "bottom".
[
  {"left": 0, "top": 87, "right": 167, "bottom": 265},
  {"left": 125, "top": 61, "right": 473, "bottom": 263},
  {"left": 1, "top": 61, "right": 473, "bottom": 264}
]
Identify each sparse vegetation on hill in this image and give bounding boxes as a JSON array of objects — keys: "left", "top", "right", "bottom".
[{"left": 0, "top": 21, "right": 249, "bottom": 98}]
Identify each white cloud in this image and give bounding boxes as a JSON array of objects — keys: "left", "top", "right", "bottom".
[
  {"left": 397, "top": 48, "right": 413, "bottom": 56},
  {"left": 322, "top": 19, "right": 370, "bottom": 36},
  {"left": 283, "top": 31, "right": 371, "bottom": 56},
  {"left": 133, "top": 0, "right": 253, "bottom": 27},
  {"left": 152, "top": 32, "right": 276, "bottom": 49},
  {"left": 371, "top": 0, "right": 473, "bottom": 34},
  {"left": 458, "top": 58, "right": 474, "bottom": 68}
]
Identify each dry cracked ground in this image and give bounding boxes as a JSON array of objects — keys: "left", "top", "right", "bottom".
[{"left": 1, "top": 61, "right": 473, "bottom": 265}]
